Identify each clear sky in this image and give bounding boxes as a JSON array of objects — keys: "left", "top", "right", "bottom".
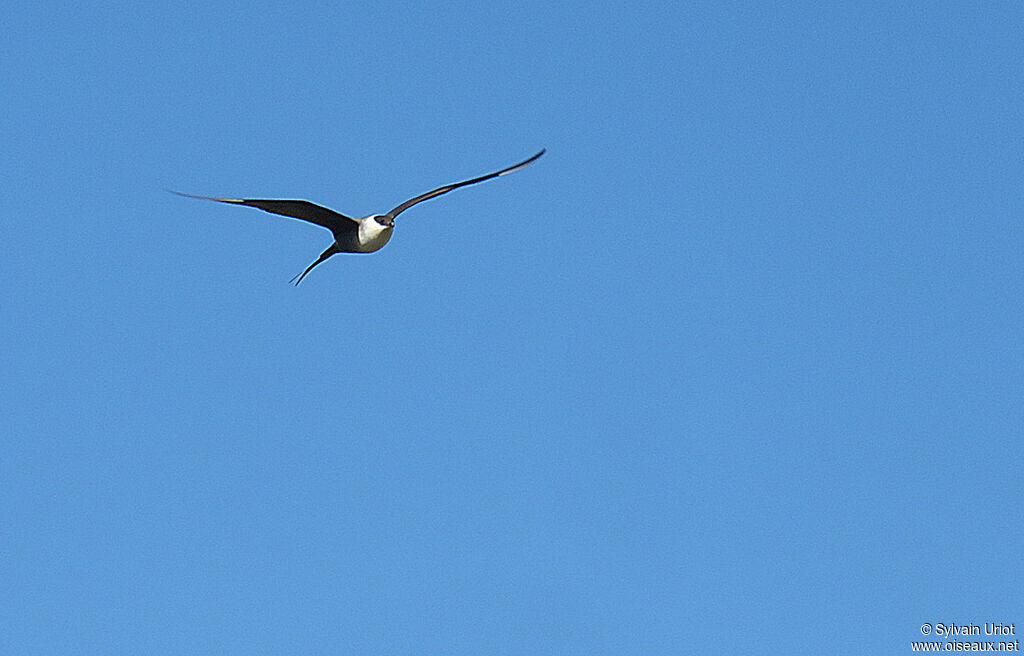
[{"left": 2, "top": 2, "right": 1022, "bottom": 653}]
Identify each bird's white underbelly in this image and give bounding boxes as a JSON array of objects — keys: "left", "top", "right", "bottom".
[{"left": 356, "top": 220, "right": 393, "bottom": 252}]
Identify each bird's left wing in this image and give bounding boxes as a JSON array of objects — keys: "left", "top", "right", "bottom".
[
  {"left": 385, "top": 149, "right": 545, "bottom": 220},
  {"left": 172, "top": 192, "right": 357, "bottom": 234}
]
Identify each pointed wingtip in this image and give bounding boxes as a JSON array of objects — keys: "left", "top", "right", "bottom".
[
  {"left": 167, "top": 190, "right": 245, "bottom": 203},
  {"left": 522, "top": 149, "right": 546, "bottom": 167},
  {"left": 496, "top": 149, "right": 546, "bottom": 177}
]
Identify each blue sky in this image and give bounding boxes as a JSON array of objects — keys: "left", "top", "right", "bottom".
[{"left": 2, "top": 2, "right": 1022, "bottom": 653}]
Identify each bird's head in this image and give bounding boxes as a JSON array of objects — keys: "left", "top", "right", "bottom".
[{"left": 373, "top": 215, "right": 395, "bottom": 228}]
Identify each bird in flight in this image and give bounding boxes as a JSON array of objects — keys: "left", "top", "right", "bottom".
[{"left": 173, "top": 149, "right": 545, "bottom": 285}]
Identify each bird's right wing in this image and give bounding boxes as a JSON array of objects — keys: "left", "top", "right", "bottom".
[{"left": 171, "top": 192, "right": 357, "bottom": 234}]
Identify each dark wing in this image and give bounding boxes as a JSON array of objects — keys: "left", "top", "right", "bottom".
[
  {"left": 385, "top": 149, "right": 545, "bottom": 220},
  {"left": 171, "top": 191, "right": 357, "bottom": 234}
]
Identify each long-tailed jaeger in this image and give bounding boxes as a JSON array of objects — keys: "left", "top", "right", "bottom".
[{"left": 173, "top": 149, "right": 545, "bottom": 285}]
